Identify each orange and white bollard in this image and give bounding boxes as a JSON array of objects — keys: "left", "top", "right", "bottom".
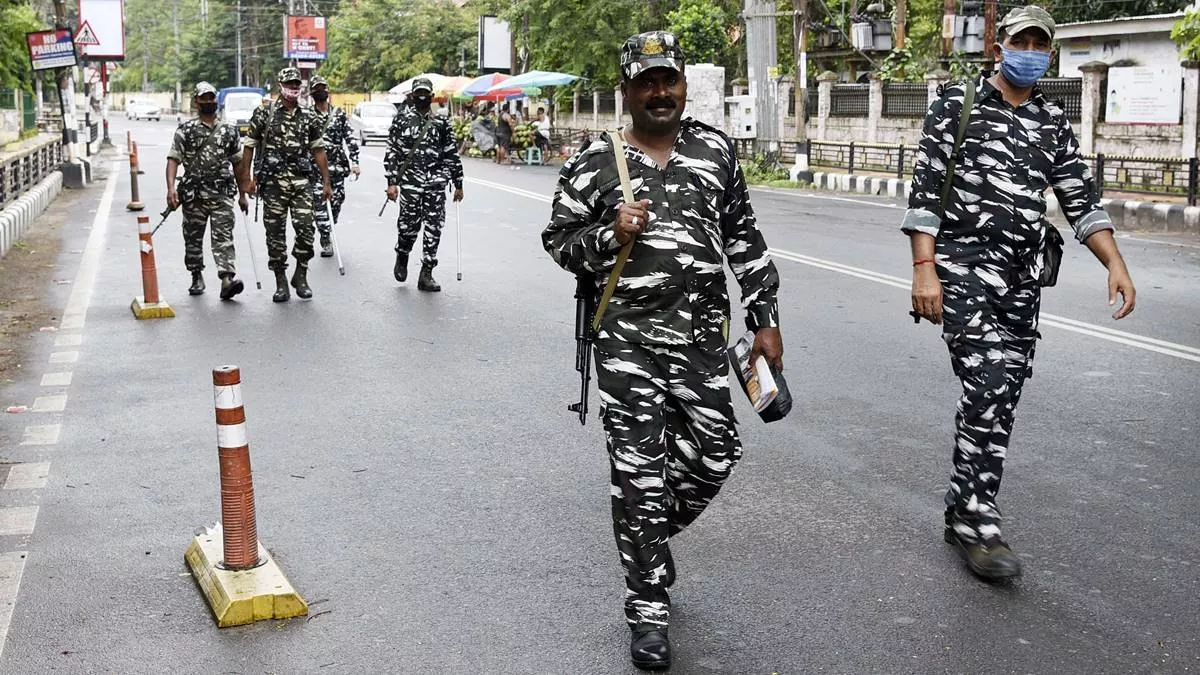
[
  {"left": 126, "top": 134, "right": 144, "bottom": 212},
  {"left": 129, "top": 215, "right": 175, "bottom": 319},
  {"left": 211, "top": 366, "right": 259, "bottom": 570},
  {"left": 185, "top": 366, "right": 307, "bottom": 627}
]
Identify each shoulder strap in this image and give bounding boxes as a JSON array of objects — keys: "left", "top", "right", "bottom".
[
  {"left": 590, "top": 129, "right": 637, "bottom": 334},
  {"left": 938, "top": 81, "right": 976, "bottom": 215}
]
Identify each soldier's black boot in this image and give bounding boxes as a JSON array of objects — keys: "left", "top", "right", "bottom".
[
  {"left": 393, "top": 251, "right": 409, "bottom": 282},
  {"left": 944, "top": 524, "right": 1023, "bottom": 580},
  {"left": 218, "top": 273, "right": 244, "bottom": 300},
  {"left": 417, "top": 264, "right": 440, "bottom": 292},
  {"left": 188, "top": 270, "right": 205, "bottom": 296},
  {"left": 272, "top": 269, "right": 290, "bottom": 303},
  {"left": 291, "top": 264, "right": 313, "bottom": 299},
  {"left": 320, "top": 233, "right": 334, "bottom": 257},
  {"left": 630, "top": 628, "right": 670, "bottom": 671}
]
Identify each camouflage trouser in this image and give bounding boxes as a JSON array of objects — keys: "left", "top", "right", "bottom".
[
  {"left": 259, "top": 174, "right": 315, "bottom": 271},
  {"left": 181, "top": 196, "right": 236, "bottom": 276},
  {"left": 594, "top": 338, "right": 742, "bottom": 630},
  {"left": 940, "top": 268, "right": 1041, "bottom": 544},
  {"left": 311, "top": 174, "right": 347, "bottom": 239},
  {"left": 394, "top": 186, "right": 447, "bottom": 269}
]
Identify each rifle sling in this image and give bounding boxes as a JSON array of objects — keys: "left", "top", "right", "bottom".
[{"left": 590, "top": 129, "right": 637, "bottom": 335}]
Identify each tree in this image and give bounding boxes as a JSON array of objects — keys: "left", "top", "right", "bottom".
[
  {"left": 668, "top": 0, "right": 731, "bottom": 65},
  {"left": 0, "top": 1, "right": 46, "bottom": 90}
]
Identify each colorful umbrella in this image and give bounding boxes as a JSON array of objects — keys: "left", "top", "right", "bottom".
[
  {"left": 436, "top": 76, "right": 473, "bottom": 99},
  {"left": 485, "top": 70, "right": 580, "bottom": 91},
  {"left": 461, "top": 72, "right": 510, "bottom": 96},
  {"left": 388, "top": 73, "right": 449, "bottom": 96}
]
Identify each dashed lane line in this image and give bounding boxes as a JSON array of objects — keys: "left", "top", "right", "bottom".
[{"left": 3, "top": 464, "right": 50, "bottom": 491}]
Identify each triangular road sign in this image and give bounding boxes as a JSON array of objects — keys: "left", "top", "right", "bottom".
[{"left": 75, "top": 21, "right": 100, "bottom": 46}]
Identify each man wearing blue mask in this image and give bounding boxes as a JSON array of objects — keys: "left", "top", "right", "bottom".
[{"left": 902, "top": 5, "right": 1136, "bottom": 581}]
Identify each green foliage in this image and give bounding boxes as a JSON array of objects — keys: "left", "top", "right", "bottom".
[
  {"left": 876, "top": 45, "right": 922, "bottom": 82},
  {"left": 667, "top": 0, "right": 730, "bottom": 66},
  {"left": 1172, "top": 7, "right": 1200, "bottom": 62},
  {"left": 743, "top": 152, "right": 790, "bottom": 183},
  {"left": 0, "top": 2, "right": 46, "bottom": 90}
]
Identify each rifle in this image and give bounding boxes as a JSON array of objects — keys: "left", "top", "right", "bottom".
[
  {"left": 151, "top": 203, "right": 177, "bottom": 236},
  {"left": 567, "top": 274, "right": 596, "bottom": 425}
]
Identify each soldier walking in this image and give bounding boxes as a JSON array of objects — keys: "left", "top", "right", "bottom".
[
  {"left": 542, "top": 32, "right": 783, "bottom": 670},
  {"left": 165, "top": 81, "right": 248, "bottom": 299},
  {"left": 383, "top": 77, "right": 464, "bottom": 292},
  {"left": 904, "top": 6, "right": 1136, "bottom": 580},
  {"left": 240, "top": 67, "right": 332, "bottom": 302},
  {"left": 308, "top": 75, "right": 360, "bottom": 257}
]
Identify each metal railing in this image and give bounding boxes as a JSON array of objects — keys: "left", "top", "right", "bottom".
[
  {"left": 22, "top": 92, "right": 37, "bottom": 132},
  {"left": 1089, "top": 153, "right": 1199, "bottom": 205},
  {"left": 1038, "top": 78, "right": 1082, "bottom": 122},
  {"left": 830, "top": 84, "right": 869, "bottom": 117},
  {"left": 807, "top": 140, "right": 918, "bottom": 177},
  {"left": 0, "top": 137, "right": 64, "bottom": 210},
  {"left": 882, "top": 83, "right": 928, "bottom": 118}
]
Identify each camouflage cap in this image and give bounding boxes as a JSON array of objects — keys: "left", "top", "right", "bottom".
[
  {"left": 620, "top": 31, "right": 686, "bottom": 80},
  {"left": 999, "top": 5, "right": 1055, "bottom": 40},
  {"left": 277, "top": 67, "right": 302, "bottom": 84},
  {"left": 310, "top": 75, "right": 328, "bottom": 88},
  {"left": 411, "top": 77, "right": 434, "bottom": 94},
  {"left": 193, "top": 81, "right": 217, "bottom": 98}
]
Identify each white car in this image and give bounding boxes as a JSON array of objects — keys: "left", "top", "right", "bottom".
[
  {"left": 350, "top": 102, "right": 397, "bottom": 146},
  {"left": 126, "top": 98, "right": 161, "bottom": 121}
]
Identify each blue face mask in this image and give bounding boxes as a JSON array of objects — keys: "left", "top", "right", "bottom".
[{"left": 999, "top": 47, "right": 1051, "bottom": 87}]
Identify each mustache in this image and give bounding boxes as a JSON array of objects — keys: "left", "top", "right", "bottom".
[{"left": 646, "top": 97, "right": 677, "bottom": 110}]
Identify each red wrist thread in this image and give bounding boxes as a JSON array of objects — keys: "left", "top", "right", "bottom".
[{"left": 912, "top": 259, "right": 935, "bottom": 267}]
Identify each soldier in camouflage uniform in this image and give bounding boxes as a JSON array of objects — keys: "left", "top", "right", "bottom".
[
  {"left": 542, "top": 32, "right": 783, "bottom": 671},
  {"left": 383, "top": 77, "right": 464, "bottom": 292},
  {"left": 165, "top": 81, "right": 248, "bottom": 300},
  {"left": 240, "top": 67, "right": 332, "bottom": 302},
  {"left": 308, "top": 75, "right": 360, "bottom": 257},
  {"left": 904, "top": 6, "right": 1136, "bottom": 581}
]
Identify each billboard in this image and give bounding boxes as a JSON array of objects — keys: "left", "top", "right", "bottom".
[
  {"left": 78, "top": 0, "right": 126, "bottom": 61},
  {"left": 284, "top": 16, "right": 327, "bottom": 61},
  {"left": 26, "top": 29, "right": 77, "bottom": 71},
  {"left": 478, "top": 16, "right": 511, "bottom": 72},
  {"left": 1106, "top": 67, "right": 1182, "bottom": 125}
]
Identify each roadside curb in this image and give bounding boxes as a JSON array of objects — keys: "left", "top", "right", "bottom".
[
  {"left": 0, "top": 171, "right": 64, "bottom": 259},
  {"left": 804, "top": 169, "right": 1200, "bottom": 234}
]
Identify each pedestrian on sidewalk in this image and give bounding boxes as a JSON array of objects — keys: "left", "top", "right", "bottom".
[
  {"left": 903, "top": 5, "right": 1136, "bottom": 581},
  {"left": 165, "top": 81, "right": 248, "bottom": 300},
  {"left": 542, "top": 31, "right": 783, "bottom": 671},
  {"left": 383, "top": 77, "right": 464, "bottom": 292},
  {"left": 240, "top": 67, "right": 332, "bottom": 303},
  {"left": 308, "top": 75, "right": 360, "bottom": 258}
]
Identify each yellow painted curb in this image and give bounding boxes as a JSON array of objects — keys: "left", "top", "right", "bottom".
[
  {"left": 130, "top": 296, "right": 176, "bottom": 320},
  {"left": 185, "top": 524, "right": 307, "bottom": 628}
]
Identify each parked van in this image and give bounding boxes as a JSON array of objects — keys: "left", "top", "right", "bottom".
[{"left": 218, "top": 87, "right": 266, "bottom": 135}]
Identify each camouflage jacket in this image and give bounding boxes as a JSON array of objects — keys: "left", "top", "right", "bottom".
[
  {"left": 901, "top": 73, "right": 1113, "bottom": 272},
  {"left": 244, "top": 101, "right": 325, "bottom": 182},
  {"left": 542, "top": 119, "right": 781, "bottom": 347},
  {"left": 167, "top": 117, "right": 242, "bottom": 199},
  {"left": 312, "top": 104, "right": 359, "bottom": 179},
  {"left": 383, "top": 107, "right": 463, "bottom": 189}
]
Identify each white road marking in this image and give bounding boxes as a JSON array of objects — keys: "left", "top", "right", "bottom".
[
  {"left": 0, "top": 507, "right": 38, "bottom": 536},
  {"left": 19, "top": 425, "right": 59, "bottom": 446},
  {"left": 61, "top": 163, "right": 119, "bottom": 331},
  {"left": 40, "top": 372, "right": 72, "bottom": 387},
  {"left": 0, "top": 552, "right": 27, "bottom": 660},
  {"left": 48, "top": 351, "right": 78, "bottom": 364},
  {"left": 53, "top": 334, "right": 82, "bottom": 347},
  {"left": 3, "top": 463, "right": 50, "bottom": 490},
  {"left": 751, "top": 186, "right": 901, "bottom": 209},
  {"left": 466, "top": 177, "right": 1200, "bottom": 364},
  {"left": 29, "top": 395, "right": 67, "bottom": 413}
]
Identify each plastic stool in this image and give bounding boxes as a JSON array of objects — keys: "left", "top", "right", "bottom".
[{"left": 524, "top": 147, "right": 543, "bottom": 165}]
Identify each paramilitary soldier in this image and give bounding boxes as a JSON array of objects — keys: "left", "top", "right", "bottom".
[
  {"left": 240, "top": 67, "right": 332, "bottom": 302},
  {"left": 308, "top": 75, "right": 360, "bottom": 257},
  {"left": 166, "top": 81, "right": 248, "bottom": 300},
  {"left": 904, "top": 6, "right": 1136, "bottom": 580},
  {"left": 542, "top": 32, "right": 784, "bottom": 670},
  {"left": 383, "top": 77, "right": 464, "bottom": 292}
]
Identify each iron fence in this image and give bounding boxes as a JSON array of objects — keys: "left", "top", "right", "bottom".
[
  {"left": 1038, "top": 78, "right": 1082, "bottom": 122},
  {"left": 21, "top": 93, "right": 36, "bottom": 131},
  {"left": 0, "top": 137, "right": 64, "bottom": 210},
  {"left": 807, "top": 140, "right": 919, "bottom": 177},
  {"left": 577, "top": 92, "right": 595, "bottom": 115},
  {"left": 883, "top": 83, "right": 928, "bottom": 118},
  {"left": 1089, "top": 153, "right": 1199, "bottom": 204},
  {"left": 830, "top": 84, "right": 869, "bottom": 117}
]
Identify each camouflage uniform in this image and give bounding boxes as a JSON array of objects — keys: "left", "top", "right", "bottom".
[
  {"left": 308, "top": 79, "right": 360, "bottom": 244},
  {"left": 542, "top": 118, "right": 780, "bottom": 631},
  {"left": 383, "top": 104, "right": 463, "bottom": 270},
  {"left": 167, "top": 116, "right": 242, "bottom": 276},
  {"left": 244, "top": 97, "right": 325, "bottom": 271}
]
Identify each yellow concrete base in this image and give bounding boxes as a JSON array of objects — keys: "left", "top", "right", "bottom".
[
  {"left": 185, "top": 524, "right": 308, "bottom": 628},
  {"left": 130, "top": 296, "right": 175, "bottom": 320}
]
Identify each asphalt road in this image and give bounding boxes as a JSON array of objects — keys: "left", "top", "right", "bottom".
[{"left": 0, "top": 115, "right": 1196, "bottom": 673}]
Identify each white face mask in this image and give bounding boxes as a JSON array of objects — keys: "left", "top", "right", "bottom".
[{"left": 280, "top": 86, "right": 301, "bottom": 102}]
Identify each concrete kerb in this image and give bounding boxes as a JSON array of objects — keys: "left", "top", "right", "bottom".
[
  {"left": 801, "top": 169, "right": 1199, "bottom": 233},
  {"left": 0, "top": 170, "right": 64, "bottom": 258}
]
